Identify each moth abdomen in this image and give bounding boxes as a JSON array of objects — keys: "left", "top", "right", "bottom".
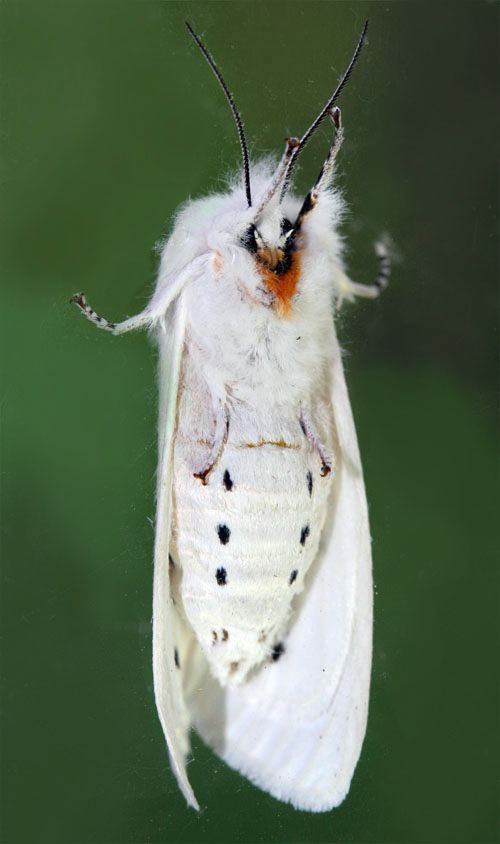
[{"left": 172, "top": 398, "right": 332, "bottom": 687}]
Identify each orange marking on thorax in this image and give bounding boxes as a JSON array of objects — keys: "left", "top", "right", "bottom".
[{"left": 258, "top": 252, "right": 301, "bottom": 318}]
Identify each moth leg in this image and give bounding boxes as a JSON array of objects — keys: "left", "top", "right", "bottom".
[
  {"left": 312, "top": 107, "right": 344, "bottom": 197},
  {"left": 70, "top": 292, "right": 152, "bottom": 335},
  {"left": 294, "top": 108, "right": 343, "bottom": 230},
  {"left": 336, "top": 238, "right": 392, "bottom": 307},
  {"left": 253, "top": 135, "right": 300, "bottom": 220},
  {"left": 193, "top": 401, "right": 229, "bottom": 486},
  {"left": 299, "top": 407, "right": 333, "bottom": 477}
]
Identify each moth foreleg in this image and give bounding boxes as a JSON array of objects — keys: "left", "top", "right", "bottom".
[
  {"left": 299, "top": 407, "right": 333, "bottom": 477},
  {"left": 337, "top": 238, "right": 392, "bottom": 306},
  {"left": 312, "top": 107, "right": 344, "bottom": 198},
  {"left": 294, "top": 109, "right": 344, "bottom": 230},
  {"left": 70, "top": 254, "right": 209, "bottom": 336},
  {"left": 253, "top": 135, "right": 300, "bottom": 219},
  {"left": 193, "top": 400, "right": 229, "bottom": 485},
  {"left": 70, "top": 292, "right": 153, "bottom": 335}
]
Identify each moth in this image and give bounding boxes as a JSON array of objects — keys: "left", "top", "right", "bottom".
[{"left": 71, "top": 21, "right": 390, "bottom": 812}]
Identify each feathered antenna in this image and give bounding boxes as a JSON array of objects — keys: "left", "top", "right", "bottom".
[
  {"left": 186, "top": 22, "right": 252, "bottom": 208},
  {"left": 279, "top": 20, "right": 368, "bottom": 201}
]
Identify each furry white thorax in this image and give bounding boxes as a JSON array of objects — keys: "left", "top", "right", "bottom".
[{"left": 153, "top": 162, "right": 346, "bottom": 409}]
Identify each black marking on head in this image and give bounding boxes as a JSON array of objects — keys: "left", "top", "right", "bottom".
[
  {"left": 307, "top": 471, "right": 313, "bottom": 496},
  {"left": 271, "top": 642, "right": 285, "bottom": 662},
  {"left": 216, "top": 567, "right": 227, "bottom": 586},
  {"left": 240, "top": 224, "right": 259, "bottom": 254},
  {"left": 217, "top": 524, "right": 231, "bottom": 545},
  {"left": 280, "top": 217, "right": 294, "bottom": 237},
  {"left": 289, "top": 569, "right": 298, "bottom": 585},
  {"left": 223, "top": 469, "right": 233, "bottom": 491},
  {"left": 174, "top": 647, "right": 180, "bottom": 669},
  {"left": 300, "top": 525, "right": 310, "bottom": 546}
]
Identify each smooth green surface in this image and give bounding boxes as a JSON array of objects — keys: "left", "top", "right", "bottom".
[{"left": 1, "top": 2, "right": 498, "bottom": 843}]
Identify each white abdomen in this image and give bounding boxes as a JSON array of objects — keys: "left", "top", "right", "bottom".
[{"left": 171, "top": 365, "right": 333, "bottom": 686}]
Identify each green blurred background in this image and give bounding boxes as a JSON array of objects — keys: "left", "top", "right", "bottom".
[{"left": 1, "top": 2, "right": 498, "bottom": 842}]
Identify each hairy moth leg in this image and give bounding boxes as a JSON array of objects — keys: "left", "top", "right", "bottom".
[
  {"left": 70, "top": 254, "right": 209, "bottom": 335},
  {"left": 253, "top": 136, "right": 300, "bottom": 220},
  {"left": 312, "top": 107, "right": 344, "bottom": 197},
  {"left": 193, "top": 400, "right": 229, "bottom": 485},
  {"left": 70, "top": 293, "right": 153, "bottom": 334},
  {"left": 294, "top": 108, "right": 344, "bottom": 231},
  {"left": 336, "top": 238, "right": 392, "bottom": 307},
  {"left": 289, "top": 107, "right": 390, "bottom": 304},
  {"left": 300, "top": 406, "right": 333, "bottom": 477},
  {"left": 346, "top": 238, "right": 392, "bottom": 298}
]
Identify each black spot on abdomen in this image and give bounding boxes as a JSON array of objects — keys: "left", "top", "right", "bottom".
[
  {"left": 174, "top": 647, "right": 180, "bottom": 668},
  {"left": 223, "top": 470, "right": 233, "bottom": 491},
  {"left": 307, "top": 471, "right": 313, "bottom": 496},
  {"left": 217, "top": 524, "right": 231, "bottom": 545},
  {"left": 300, "top": 525, "right": 310, "bottom": 546},
  {"left": 289, "top": 569, "right": 298, "bottom": 585},
  {"left": 216, "top": 567, "right": 227, "bottom": 586},
  {"left": 271, "top": 642, "right": 285, "bottom": 662}
]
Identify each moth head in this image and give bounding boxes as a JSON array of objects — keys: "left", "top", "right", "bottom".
[
  {"left": 239, "top": 216, "right": 297, "bottom": 276},
  {"left": 187, "top": 21, "right": 368, "bottom": 308}
]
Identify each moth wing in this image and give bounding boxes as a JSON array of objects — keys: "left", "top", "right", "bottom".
[
  {"left": 188, "top": 327, "right": 372, "bottom": 812},
  {"left": 152, "top": 296, "right": 199, "bottom": 811}
]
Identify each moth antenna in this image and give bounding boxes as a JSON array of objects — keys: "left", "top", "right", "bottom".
[
  {"left": 280, "top": 19, "right": 368, "bottom": 201},
  {"left": 186, "top": 21, "right": 252, "bottom": 208}
]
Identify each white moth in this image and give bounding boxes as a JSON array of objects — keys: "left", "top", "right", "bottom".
[{"left": 71, "top": 20, "right": 390, "bottom": 813}]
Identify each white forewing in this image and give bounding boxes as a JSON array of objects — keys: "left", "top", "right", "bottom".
[
  {"left": 152, "top": 295, "right": 199, "bottom": 811},
  {"left": 186, "top": 327, "right": 372, "bottom": 812}
]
